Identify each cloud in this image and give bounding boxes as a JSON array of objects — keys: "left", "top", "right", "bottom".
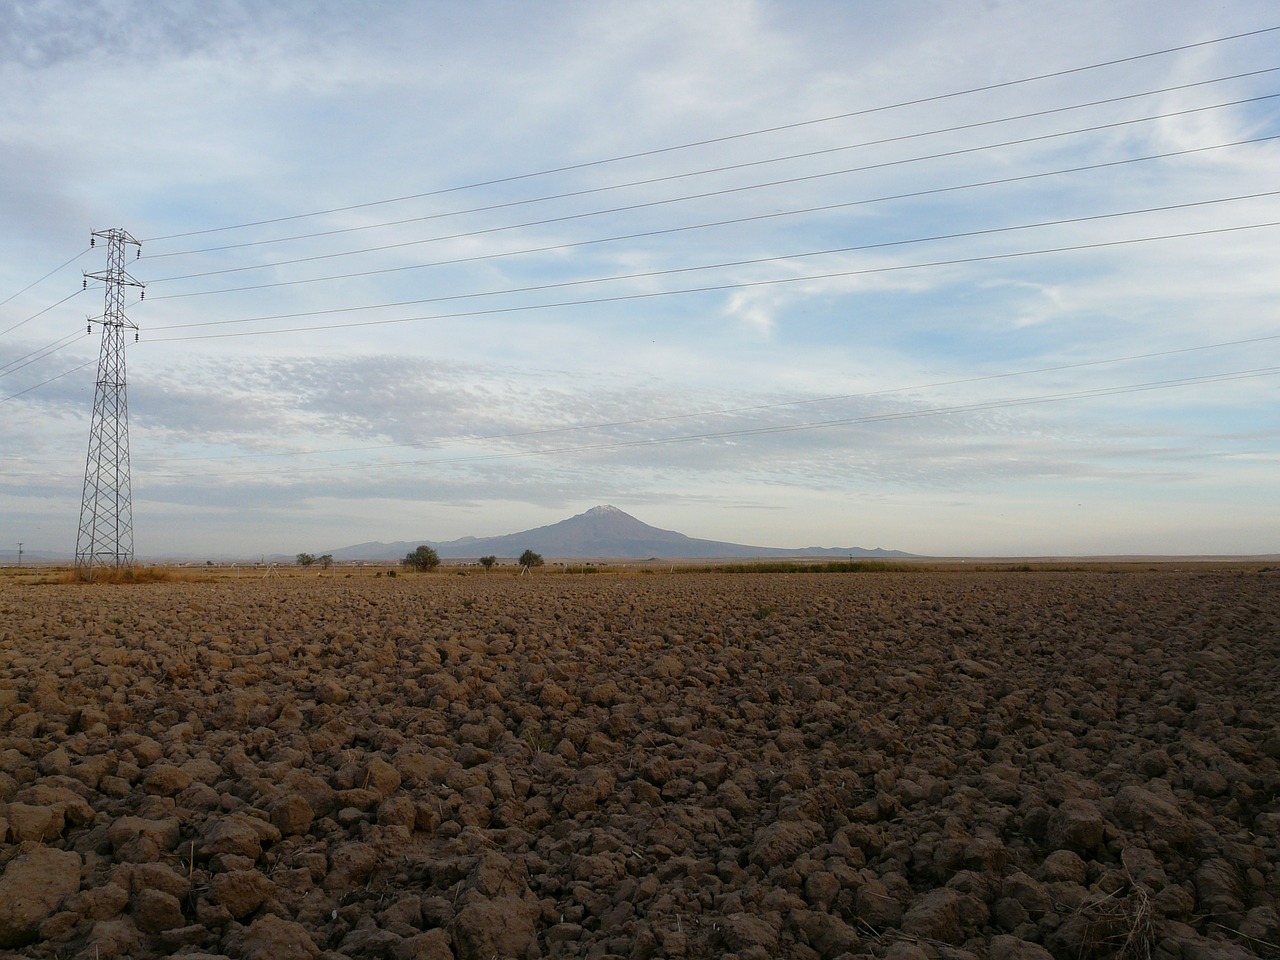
[{"left": 2, "top": 0, "right": 1278, "bottom": 556}]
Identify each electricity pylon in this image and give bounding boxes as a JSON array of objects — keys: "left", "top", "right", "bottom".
[{"left": 75, "top": 228, "right": 144, "bottom": 578}]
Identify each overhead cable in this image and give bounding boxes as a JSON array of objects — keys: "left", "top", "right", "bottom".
[
  {"left": 0, "top": 359, "right": 94, "bottom": 405},
  {"left": 143, "top": 66, "right": 1280, "bottom": 260},
  {"left": 148, "top": 192, "right": 1280, "bottom": 332},
  {"left": 0, "top": 248, "right": 92, "bottom": 308},
  {"left": 140, "top": 24, "right": 1280, "bottom": 242},
  {"left": 144, "top": 134, "right": 1280, "bottom": 301},
  {"left": 0, "top": 330, "right": 90, "bottom": 378},
  {"left": 145, "top": 93, "right": 1280, "bottom": 284},
  {"left": 140, "top": 220, "right": 1280, "bottom": 342},
  {"left": 0, "top": 289, "right": 86, "bottom": 338}
]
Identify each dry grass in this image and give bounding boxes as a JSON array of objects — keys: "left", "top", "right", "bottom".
[
  {"left": 1071, "top": 883, "right": 1157, "bottom": 960},
  {"left": 57, "top": 565, "right": 211, "bottom": 585}
]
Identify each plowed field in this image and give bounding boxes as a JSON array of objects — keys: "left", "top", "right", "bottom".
[{"left": 1, "top": 569, "right": 1278, "bottom": 959}]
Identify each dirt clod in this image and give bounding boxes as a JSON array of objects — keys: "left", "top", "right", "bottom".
[{"left": 1, "top": 568, "right": 1277, "bottom": 958}]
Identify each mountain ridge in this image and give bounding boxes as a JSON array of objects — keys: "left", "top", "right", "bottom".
[{"left": 327, "top": 504, "right": 913, "bottom": 561}]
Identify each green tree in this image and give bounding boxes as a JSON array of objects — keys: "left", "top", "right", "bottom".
[
  {"left": 518, "top": 549, "right": 544, "bottom": 569},
  {"left": 318, "top": 554, "right": 334, "bottom": 570},
  {"left": 296, "top": 552, "right": 316, "bottom": 567},
  {"left": 479, "top": 555, "right": 497, "bottom": 572},
  {"left": 402, "top": 545, "right": 441, "bottom": 572}
]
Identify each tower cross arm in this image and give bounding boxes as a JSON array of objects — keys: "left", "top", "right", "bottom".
[{"left": 83, "top": 267, "right": 145, "bottom": 289}]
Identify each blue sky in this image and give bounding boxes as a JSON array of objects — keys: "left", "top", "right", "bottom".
[{"left": 2, "top": 0, "right": 1278, "bottom": 558}]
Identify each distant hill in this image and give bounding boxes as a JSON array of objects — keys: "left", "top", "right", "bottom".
[
  {"left": 0, "top": 548, "right": 64, "bottom": 564},
  {"left": 329, "top": 504, "right": 914, "bottom": 561}
]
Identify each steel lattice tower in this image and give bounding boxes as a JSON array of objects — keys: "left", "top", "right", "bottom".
[{"left": 75, "top": 228, "right": 144, "bottom": 577}]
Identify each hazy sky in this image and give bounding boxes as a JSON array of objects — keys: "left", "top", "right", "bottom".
[{"left": 2, "top": 0, "right": 1278, "bottom": 558}]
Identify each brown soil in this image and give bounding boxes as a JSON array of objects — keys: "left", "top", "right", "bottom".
[{"left": 1, "top": 569, "right": 1277, "bottom": 959}]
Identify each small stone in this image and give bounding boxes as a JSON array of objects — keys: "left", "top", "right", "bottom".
[
  {"left": 67, "top": 881, "right": 129, "bottom": 922},
  {"left": 393, "top": 928, "right": 453, "bottom": 960},
  {"left": 200, "top": 813, "right": 278, "bottom": 860},
  {"left": 325, "top": 841, "right": 381, "bottom": 890},
  {"left": 155, "top": 923, "right": 211, "bottom": 950},
  {"left": 38, "top": 908, "right": 78, "bottom": 941},
  {"left": 1114, "top": 784, "right": 1192, "bottom": 849},
  {"left": 1045, "top": 798, "right": 1105, "bottom": 853},
  {"left": 989, "top": 934, "right": 1054, "bottom": 960},
  {"left": 749, "top": 820, "right": 821, "bottom": 869},
  {"left": 82, "top": 917, "right": 142, "bottom": 958},
  {"left": 560, "top": 766, "right": 616, "bottom": 815},
  {"left": 587, "top": 681, "right": 620, "bottom": 705},
  {"left": 1001, "top": 872, "right": 1052, "bottom": 918},
  {"left": 270, "top": 795, "right": 314, "bottom": 836},
  {"left": 1037, "top": 849, "right": 1088, "bottom": 884},
  {"left": 364, "top": 757, "right": 403, "bottom": 797},
  {"left": 856, "top": 876, "right": 903, "bottom": 927},
  {"left": 0, "top": 844, "right": 81, "bottom": 948},
  {"left": 450, "top": 897, "right": 538, "bottom": 960},
  {"left": 1153, "top": 883, "right": 1195, "bottom": 920},
  {"left": 210, "top": 869, "right": 275, "bottom": 919},
  {"left": 789, "top": 908, "right": 860, "bottom": 955},
  {"left": 2, "top": 802, "right": 62, "bottom": 842},
  {"left": 902, "top": 888, "right": 966, "bottom": 944},
  {"left": 803, "top": 870, "right": 841, "bottom": 909},
  {"left": 885, "top": 944, "right": 930, "bottom": 960},
  {"left": 129, "top": 737, "right": 164, "bottom": 766},
  {"left": 230, "top": 915, "right": 321, "bottom": 960},
  {"left": 339, "top": 927, "right": 402, "bottom": 956},
  {"left": 108, "top": 816, "right": 181, "bottom": 861},
  {"left": 377, "top": 796, "right": 417, "bottom": 829},
  {"left": 719, "top": 912, "right": 782, "bottom": 952},
  {"left": 132, "top": 888, "right": 185, "bottom": 933},
  {"left": 142, "top": 762, "right": 192, "bottom": 796},
  {"left": 314, "top": 679, "right": 349, "bottom": 704},
  {"left": 1240, "top": 905, "right": 1279, "bottom": 943},
  {"left": 16, "top": 784, "right": 95, "bottom": 826},
  {"left": 130, "top": 862, "right": 191, "bottom": 901}
]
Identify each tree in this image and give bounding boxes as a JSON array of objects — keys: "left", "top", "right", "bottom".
[
  {"left": 402, "top": 545, "right": 440, "bottom": 572},
  {"left": 318, "top": 554, "right": 334, "bottom": 570},
  {"left": 296, "top": 553, "right": 316, "bottom": 567},
  {"left": 518, "top": 549, "right": 544, "bottom": 569},
  {"left": 479, "top": 555, "right": 497, "bottom": 572}
]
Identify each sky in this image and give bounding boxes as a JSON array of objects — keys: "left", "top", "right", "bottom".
[{"left": 2, "top": 0, "right": 1278, "bottom": 559}]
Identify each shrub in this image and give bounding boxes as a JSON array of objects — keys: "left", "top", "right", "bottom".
[{"left": 402, "top": 545, "right": 441, "bottom": 572}]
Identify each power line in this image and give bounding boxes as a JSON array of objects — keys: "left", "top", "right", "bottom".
[
  {"left": 0, "top": 289, "right": 86, "bottom": 338},
  {"left": 0, "top": 248, "right": 92, "bottom": 308},
  {"left": 140, "top": 24, "right": 1280, "bottom": 243},
  {"left": 144, "top": 134, "right": 1280, "bottom": 302},
  {"left": 147, "top": 192, "right": 1280, "bottom": 332},
  {"left": 0, "top": 359, "right": 94, "bottom": 404},
  {"left": 0, "top": 330, "right": 90, "bottom": 378},
  {"left": 140, "top": 220, "right": 1280, "bottom": 343},
  {"left": 143, "top": 66, "right": 1280, "bottom": 260},
  {"left": 145, "top": 93, "right": 1280, "bottom": 285}
]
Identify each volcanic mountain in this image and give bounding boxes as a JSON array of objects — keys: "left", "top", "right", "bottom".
[{"left": 331, "top": 505, "right": 912, "bottom": 561}]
